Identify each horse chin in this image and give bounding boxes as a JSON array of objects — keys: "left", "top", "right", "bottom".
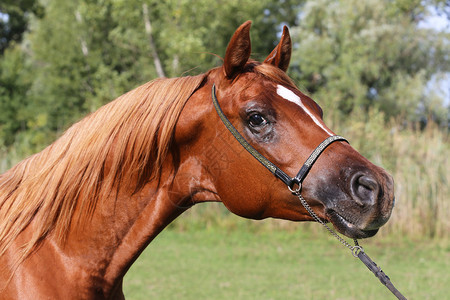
[{"left": 326, "top": 210, "right": 379, "bottom": 239}]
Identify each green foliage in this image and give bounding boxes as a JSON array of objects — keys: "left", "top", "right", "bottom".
[
  {"left": 0, "top": 0, "right": 300, "bottom": 153},
  {"left": 0, "top": 46, "right": 30, "bottom": 146},
  {"left": 0, "top": 0, "right": 44, "bottom": 53},
  {"left": 290, "top": 0, "right": 450, "bottom": 125}
]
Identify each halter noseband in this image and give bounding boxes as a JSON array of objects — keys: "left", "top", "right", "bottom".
[{"left": 211, "top": 84, "right": 348, "bottom": 192}]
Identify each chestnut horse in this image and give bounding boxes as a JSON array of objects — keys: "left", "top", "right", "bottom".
[{"left": 0, "top": 21, "right": 394, "bottom": 299}]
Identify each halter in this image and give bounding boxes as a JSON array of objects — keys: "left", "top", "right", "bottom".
[
  {"left": 211, "top": 84, "right": 348, "bottom": 191},
  {"left": 211, "top": 84, "right": 407, "bottom": 300}
]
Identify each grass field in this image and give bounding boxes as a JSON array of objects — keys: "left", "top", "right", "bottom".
[{"left": 123, "top": 216, "right": 450, "bottom": 300}]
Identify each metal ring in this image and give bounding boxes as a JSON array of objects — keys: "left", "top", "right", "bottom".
[
  {"left": 352, "top": 246, "right": 364, "bottom": 258},
  {"left": 288, "top": 182, "right": 302, "bottom": 194}
]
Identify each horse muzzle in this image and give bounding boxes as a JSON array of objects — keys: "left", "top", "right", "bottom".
[{"left": 320, "top": 169, "right": 395, "bottom": 239}]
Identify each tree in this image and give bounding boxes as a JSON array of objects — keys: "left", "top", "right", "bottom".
[
  {"left": 289, "top": 0, "right": 450, "bottom": 126},
  {"left": 0, "top": 0, "right": 43, "bottom": 54},
  {"left": 0, "top": 46, "right": 32, "bottom": 147},
  {"left": 0, "top": 0, "right": 300, "bottom": 153}
]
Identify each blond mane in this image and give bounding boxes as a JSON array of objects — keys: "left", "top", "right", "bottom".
[
  {"left": 0, "top": 74, "right": 206, "bottom": 260},
  {"left": 0, "top": 61, "right": 298, "bottom": 265}
]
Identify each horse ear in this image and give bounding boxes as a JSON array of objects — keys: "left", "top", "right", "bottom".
[
  {"left": 223, "top": 21, "right": 252, "bottom": 78},
  {"left": 263, "top": 26, "right": 292, "bottom": 72}
]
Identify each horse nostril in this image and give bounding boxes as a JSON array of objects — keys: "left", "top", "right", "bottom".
[{"left": 350, "top": 173, "right": 379, "bottom": 207}]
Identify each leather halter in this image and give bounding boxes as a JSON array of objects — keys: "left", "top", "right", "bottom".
[{"left": 211, "top": 84, "right": 348, "bottom": 192}]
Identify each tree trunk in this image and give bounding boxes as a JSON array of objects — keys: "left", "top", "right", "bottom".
[{"left": 142, "top": 3, "right": 165, "bottom": 78}]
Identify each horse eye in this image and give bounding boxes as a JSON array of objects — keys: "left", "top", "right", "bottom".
[{"left": 248, "top": 113, "right": 268, "bottom": 127}]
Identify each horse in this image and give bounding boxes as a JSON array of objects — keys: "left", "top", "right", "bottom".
[{"left": 0, "top": 21, "right": 394, "bottom": 299}]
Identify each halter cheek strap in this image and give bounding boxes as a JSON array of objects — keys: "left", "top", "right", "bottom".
[{"left": 211, "top": 84, "right": 348, "bottom": 190}]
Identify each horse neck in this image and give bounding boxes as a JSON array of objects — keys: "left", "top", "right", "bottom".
[
  {"left": 68, "top": 152, "right": 219, "bottom": 297},
  {"left": 1, "top": 74, "right": 220, "bottom": 298},
  {"left": 55, "top": 115, "right": 219, "bottom": 297},
  {"left": 82, "top": 81, "right": 219, "bottom": 289},
  {"left": 9, "top": 162, "right": 189, "bottom": 297}
]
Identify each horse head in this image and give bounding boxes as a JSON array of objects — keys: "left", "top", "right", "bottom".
[
  {"left": 0, "top": 20, "right": 397, "bottom": 298},
  {"left": 177, "top": 21, "right": 395, "bottom": 239}
]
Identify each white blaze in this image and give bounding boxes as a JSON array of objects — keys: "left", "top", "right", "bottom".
[{"left": 276, "top": 85, "right": 334, "bottom": 136}]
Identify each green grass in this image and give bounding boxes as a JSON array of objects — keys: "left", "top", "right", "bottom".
[{"left": 123, "top": 217, "right": 450, "bottom": 300}]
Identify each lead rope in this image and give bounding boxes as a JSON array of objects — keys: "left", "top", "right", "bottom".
[{"left": 292, "top": 189, "right": 407, "bottom": 300}]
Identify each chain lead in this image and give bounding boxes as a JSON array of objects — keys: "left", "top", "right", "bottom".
[
  {"left": 293, "top": 191, "right": 363, "bottom": 256},
  {"left": 294, "top": 190, "right": 407, "bottom": 299}
]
